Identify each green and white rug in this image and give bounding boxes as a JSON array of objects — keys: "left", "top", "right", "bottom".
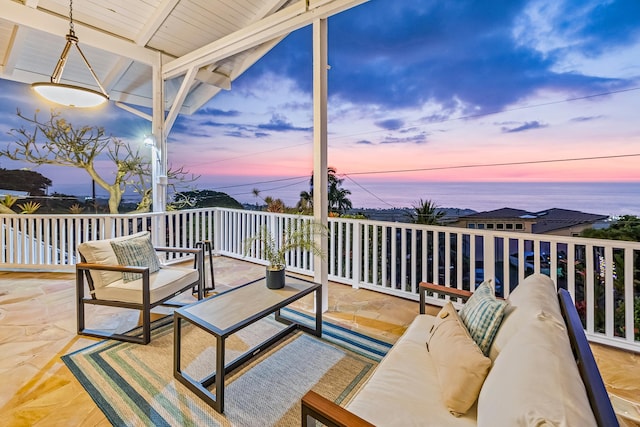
[{"left": 62, "top": 309, "right": 391, "bottom": 426}]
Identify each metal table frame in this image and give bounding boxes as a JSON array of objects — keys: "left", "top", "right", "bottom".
[{"left": 173, "top": 275, "right": 322, "bottom": 413}]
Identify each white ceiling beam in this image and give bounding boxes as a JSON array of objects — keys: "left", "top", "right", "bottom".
[
  {"left": 162, "top": 1, "right": 306, "bottom": 79},
  {"left": 164, "top": 0, "right": 368, "bottom": 80},
  {"left": 134, "top": 0, "right": 180, "bottom": 46},
  {"left": 187, "top": 36, "right": 284, "bottom": 113},
  {"left": 0, "top": 0, "right": 157, "bottom": 65},
  {"left": 115, "top": 102, "right": 152, "bottom": 121},
  {"left": 195, "top": 69, "right": 231, "bottom": 90},
  {"left": 165, "top": 67, "right": 198, "bottom": 134},
  {"left": 1, "top": 25, "right": 22, "bottom": 75},
  {"left": 102, "top": 57, "right": 133, "bottom": 91}
]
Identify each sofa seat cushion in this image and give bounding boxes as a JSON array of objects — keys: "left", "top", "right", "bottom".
[
  {"left": 478, "top": 316, "right": 597, "bottom": 427},
  {"left": 346, "top": 315, "right": 477, "bottom": 427},
  {"left": 78, "top": 231, "right": 149, "bottom": 289},
  {"left": 94, "top": 266, "right": 198, "bottom": 304}
]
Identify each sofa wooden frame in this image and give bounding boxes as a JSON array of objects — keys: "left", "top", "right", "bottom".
[
  {"left": 301, "top": 282, "right": 619, "bottom": 427},
  {"left": 76, "top": 246, "right": 205, "bottom": 345}
]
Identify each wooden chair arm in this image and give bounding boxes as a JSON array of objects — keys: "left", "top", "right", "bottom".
[
  {"left": 76, "top": 262, "right": 148, "bottom": 273},
  {"left": 301, "top": 391, "right": 374, "bottom": 427},
  {"left": 420, "top": 282, "right": 473, "bottom": 299},
  {"left": 419, "top": 282, "right": 473, "bottom": 314},
  {"left": 154, "top": 247, "right": 201, "bottom": 254}
]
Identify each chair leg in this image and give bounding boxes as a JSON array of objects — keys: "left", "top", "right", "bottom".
[
  {"left": 142, "top": 308, "right": 151, "bottom": 344},
  {"left": 76, "top": 267, "right": 86, "bottom": 334}
]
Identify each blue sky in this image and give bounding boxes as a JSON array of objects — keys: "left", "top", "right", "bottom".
[{"left": 0, "top": 0, "right": 639, "bottom": 209}]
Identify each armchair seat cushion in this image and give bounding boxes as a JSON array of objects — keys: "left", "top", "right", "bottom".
[
  {"left": 78, "top": 231, "right": 151, "bottom": 289},
  {"left": 94, "top": 266, "right": 199, "bottom": 304}
]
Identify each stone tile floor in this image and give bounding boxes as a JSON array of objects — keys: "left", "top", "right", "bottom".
[{"left": 0, "top": 257, "right": 638, "bottom": 426}]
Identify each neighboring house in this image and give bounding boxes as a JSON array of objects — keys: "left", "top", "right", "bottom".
[{"left": 453, "top": 207, "right": 609, "bottom": 236}]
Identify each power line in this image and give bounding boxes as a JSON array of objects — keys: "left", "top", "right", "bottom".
[
  {"left": 341, "top": 153, "right": 640, "bottom": 176},
  {"left": 337, "top": 153, "right": 640, "bottom": 207},
  {"left": 226, "top": 178, "right": 309, "bottom": 198},
  {"left": 210, "top": 175, "right": 308, "bottom": 190},
  {"left": 342, "top": 175, "right": 396, "bottom": 208}
]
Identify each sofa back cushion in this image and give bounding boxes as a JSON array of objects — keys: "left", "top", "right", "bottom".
[
  {"left": 459, "top": 281, "right": 507, "bottom": 356},
  {"left": 477, "top": 316, "right": 597, "bottom": 426},
  {"left": 427, "top": 302, "right": 492, "bottom": 417},
  {"left": 78, "top": 231, "right": 150, "bottom": 289},
  {"left": 488, "top": 274, "right": 563, "bottom": 361}
]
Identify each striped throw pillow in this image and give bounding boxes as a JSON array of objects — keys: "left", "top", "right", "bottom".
[
  {"left": 110, "top": 232, "right": 161, "bottom": 283},
  {"left": 459, "top": 280, "right": 506, "bottom": 356}
]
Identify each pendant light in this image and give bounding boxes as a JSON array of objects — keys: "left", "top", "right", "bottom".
[{"left": 31, "top": 0, "right": 109, "bottom": 108}]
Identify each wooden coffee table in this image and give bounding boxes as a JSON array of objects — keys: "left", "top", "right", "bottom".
[{"left": 173, "top": 275, "right": 322, "bottom": 413}]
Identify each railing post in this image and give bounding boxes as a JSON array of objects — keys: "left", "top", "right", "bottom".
[
  {"left": 484, "top": 233, "right": 495, "bottom": 285},
  {"left": 213, "top": 208, "right": 222, "bottom": 255},
  {"left": 352, "top": 221, "right": 361, "bottom": 289}
]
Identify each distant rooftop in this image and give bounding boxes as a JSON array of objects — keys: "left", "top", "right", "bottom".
[{"left": 460, "top": 207, "right": 609, "bottom": 233}]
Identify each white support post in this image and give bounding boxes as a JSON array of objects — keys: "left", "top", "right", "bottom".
[
  {"left": 151, "top": 52, "right": 167, "bottom": 245},
  {"left": 312, "top": 18, "right": 329, "bottom": 312}
]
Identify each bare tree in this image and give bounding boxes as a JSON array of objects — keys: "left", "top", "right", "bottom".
[{"left": 1, "top": 109, "right": 197, "bottom": 214}]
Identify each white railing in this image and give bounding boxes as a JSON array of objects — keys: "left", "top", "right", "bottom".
[{"left": 1, "top": 208, "right": 638, "bottom": 352}]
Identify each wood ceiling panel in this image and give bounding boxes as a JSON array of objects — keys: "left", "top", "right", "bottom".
[
  {"left": 0, "top": 20, "right": 15, "bottom": 67},
  {"left": 37, "top": 0, "right": 161, "bottom": 41}
]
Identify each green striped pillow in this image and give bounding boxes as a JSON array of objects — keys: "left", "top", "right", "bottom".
[
  {"left": 110, "top": 232, "right": 161, "bottom": 283},
  {"left": 459, "top": 281, "right": 507, "bottom": 356}
]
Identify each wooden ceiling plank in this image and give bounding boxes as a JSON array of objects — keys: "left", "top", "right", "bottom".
[
  {"left": 0, "top": 0, "right": 157, "bottom": 64},
  {"left": 163, "top": 0, "right": 368, "bottom": 79},
  {"left": 135, "top": 0, "right": 181, "bottom": 46}
]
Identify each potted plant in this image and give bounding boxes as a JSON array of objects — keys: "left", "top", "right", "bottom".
[{"left": 243, "top": 219, "right": 327, "bottom": 289}]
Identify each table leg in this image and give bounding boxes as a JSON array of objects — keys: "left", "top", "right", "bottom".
[
  {"left": 315, "top": 286, "right": 322, "bottom": 337},
  {"left": 216, "top": 334, "right": 225, "bottom": 413}
]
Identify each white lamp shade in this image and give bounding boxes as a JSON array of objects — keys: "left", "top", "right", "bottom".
[{"left": 32, "top": 83, "right": 108, "bottom": 108}]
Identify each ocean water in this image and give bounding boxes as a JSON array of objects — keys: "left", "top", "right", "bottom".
[
  {"left": 60, "top": 180, "right": 640, "bottom": 218},
  {"left": 345, "top": 181, "right": 640, "bottom": 216}
]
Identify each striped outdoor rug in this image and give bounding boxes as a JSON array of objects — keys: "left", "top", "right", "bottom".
[{"left": 62, "top": 309, "right": 392, "bottom": 426}]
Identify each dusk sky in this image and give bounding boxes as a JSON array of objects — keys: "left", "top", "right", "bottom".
[{"left": 0, "top": 0, "right": 639, "bottom": 209}]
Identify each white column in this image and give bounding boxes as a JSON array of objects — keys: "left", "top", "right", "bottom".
[
  {"left": 151, "top": 52, "right": 167, "bottom": 245},
  {"left": 152, "top": 53, "right": 167, "bottom": 213},
  {"left": 312, "top": 18, "right": 329, "bottom": 312}
]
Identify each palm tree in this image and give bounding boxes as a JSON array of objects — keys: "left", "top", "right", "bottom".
[
  {"left": 410, "top": 199, "right": 445, "bottom": 225},
  {"left": 330, "top": 187, "right": 352, "bottom": 214},
  {"left": 252, "top": 188, "right": 263, "bottom": 210},
  {"left": 297, "top": 189, "right": 313, "bottom": 213},
  {"left": 264, "top": 196, "right": 286, "bottom": 213},
  {"left": 298, "top": 167, "right": 352, "bottom": 215}
]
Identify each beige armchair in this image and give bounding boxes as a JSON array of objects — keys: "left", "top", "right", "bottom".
[{"left": 76, "top": 231, "right": 204, "bottom": 344}]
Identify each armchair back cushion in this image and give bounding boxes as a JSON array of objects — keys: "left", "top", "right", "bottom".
[
  {"left": 78, "top": 231, "right": 150, "bottom": 289},
  {"left": 110, "top": 232, "right": 161, "bottom": 282}
]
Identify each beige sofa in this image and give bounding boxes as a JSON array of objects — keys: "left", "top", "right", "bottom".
[{"left": 302, "top": 274, "right": 619, "bottom": 426}]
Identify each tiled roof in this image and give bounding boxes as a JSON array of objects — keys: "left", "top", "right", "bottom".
[
  {"left": 460, "top": 207, "right": 533, "bottom": 219},
  {"left": 459, "top": 207, "right": 609, "bottom": 233},
  {"left": 531, "top": 208, "right": 609, "bottom": 233}
]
